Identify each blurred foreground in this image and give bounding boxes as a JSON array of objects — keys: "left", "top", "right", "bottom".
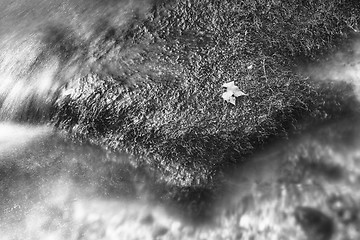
[{"left": 1, "top": 118, "right": 360, "bottom": 240}]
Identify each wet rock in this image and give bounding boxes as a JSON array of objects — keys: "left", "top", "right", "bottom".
[
  {"left": 294, "top": 206, "right": 334, "bottom": 240},
  {"left": 140, "top": 213, "right": 154, "bottom": 225},
  {"left": 327, "top": 195, "right": 358, "bottom": 224},
  {"left": 152, "top": 225, "right": 168, "bottom": 238}
]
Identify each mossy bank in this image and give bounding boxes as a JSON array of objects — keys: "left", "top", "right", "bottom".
[{"left": 51, "top": 0, "right": 360, "bottom": 188}]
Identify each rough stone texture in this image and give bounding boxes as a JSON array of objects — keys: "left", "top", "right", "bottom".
[{"left": 50, "top": 0, "right": 360, "bottom": 187}]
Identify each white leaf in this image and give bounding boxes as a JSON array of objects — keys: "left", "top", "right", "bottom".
[
  {"left": 221, "top": 81, "right": 247, "bottom": 105},
  {"left": 222, "top": 91, "right": 236, "bottom": 105}
]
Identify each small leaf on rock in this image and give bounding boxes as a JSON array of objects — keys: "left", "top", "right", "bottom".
[{"left": 221, "top": 81, "right": 247, "bottom": 105}]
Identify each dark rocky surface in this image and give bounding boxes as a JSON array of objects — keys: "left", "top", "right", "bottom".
[{"left": 1, "top": 1, "right": 360, "bottom": 239}]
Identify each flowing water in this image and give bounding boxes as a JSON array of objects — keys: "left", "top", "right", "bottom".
[{"left": 1, "top": 1, "right": 360, "bottom": 240}]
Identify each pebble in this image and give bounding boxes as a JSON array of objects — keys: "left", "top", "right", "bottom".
[{"left": 294, "top": 206, "right": 334, "bottom": 240}]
